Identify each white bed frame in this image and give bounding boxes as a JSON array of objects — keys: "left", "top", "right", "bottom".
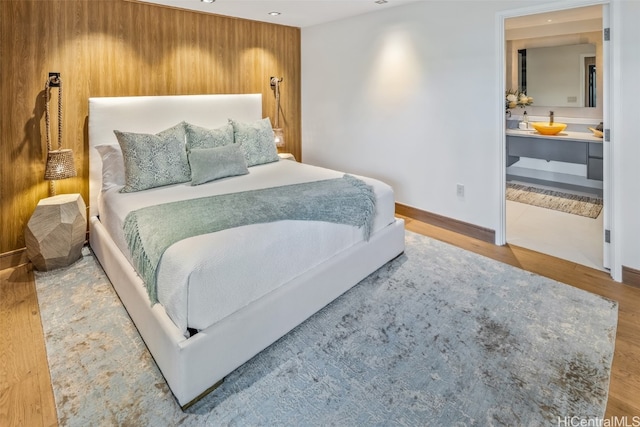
[{"left": 88, "top": 94, "right": 405, "bottom": 407}]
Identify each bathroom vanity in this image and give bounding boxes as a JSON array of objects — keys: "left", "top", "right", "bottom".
[{"left": 506, "top": 128, "right": 603, "bottom": 194}]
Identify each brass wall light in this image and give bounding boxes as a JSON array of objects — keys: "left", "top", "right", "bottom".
[{"left": 270, "top": 76, "right": 285, "bottom": 148}]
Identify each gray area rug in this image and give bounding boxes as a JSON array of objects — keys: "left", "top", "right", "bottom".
[
  {"left": 506, "top": 183, "right": 603, "bottom": 218},
  {"left": 35, "top": 231, "right": 618, "bottom": 426}
]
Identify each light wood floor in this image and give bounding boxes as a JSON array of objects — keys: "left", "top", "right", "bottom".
[
  {"left": 0, "top": 264, "right": 56, "bottom": 427},
  {"left": 1, "top": 216, "right": 639, "bottom": 426}
]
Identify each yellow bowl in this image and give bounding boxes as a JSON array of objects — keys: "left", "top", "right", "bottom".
[{"left": 531, "top": 122, "right": 567, "bottom": 135}]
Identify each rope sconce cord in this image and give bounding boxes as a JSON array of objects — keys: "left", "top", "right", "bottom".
[
  {"left": 45, "top": 74, "right": 63, "bottom": 153},
  {"left": 44, "top": 73, "right": 76, "bottom": 195}
]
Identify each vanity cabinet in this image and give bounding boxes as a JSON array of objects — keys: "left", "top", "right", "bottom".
[
  {"left": 588, "top": 142, "right": 603, "bottom": 181},
  {"left": 507, "top": 135, "right": 587, "bottom": 165},
  {"left": 506, "top": 130, "right": 603, "bottom": 185}
]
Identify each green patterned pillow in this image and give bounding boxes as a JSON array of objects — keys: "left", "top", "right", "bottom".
[
  {"left": 114, "top": 123, "right": 190, "bottom": 193},
  {"left": 229, "top": 118, "right": 280, "bottom": 167},
  {"left": 184, "top": 122, "right": 234, "bottom": 151},
  {"left": 188, "top": 144, "right": 249, "bottom": 186}
]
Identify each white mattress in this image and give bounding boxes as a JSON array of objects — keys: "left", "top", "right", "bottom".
[{"left": 98, "top": 159, "right": 396, "bottom": 334}]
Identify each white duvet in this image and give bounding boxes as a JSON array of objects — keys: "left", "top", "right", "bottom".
[{"left": 98, "top": 160, "right": 396, "bottom": 335}]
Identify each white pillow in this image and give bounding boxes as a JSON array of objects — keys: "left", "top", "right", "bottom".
[{"left": 95, "top": 144, "right": 125, "bottom": 191}]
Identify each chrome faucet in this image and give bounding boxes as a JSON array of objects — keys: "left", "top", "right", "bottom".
[{"left": 549, "top": 111, "right": 554, "bottom": 125}]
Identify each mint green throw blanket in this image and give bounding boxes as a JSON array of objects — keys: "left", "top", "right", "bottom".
[{"left": 123, "top": 175, "right": 376, "bottom": 304}]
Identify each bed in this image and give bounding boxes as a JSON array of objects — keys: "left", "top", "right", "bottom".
[{"left": 88, "top": 93, "right": 405, "bottom": 407}]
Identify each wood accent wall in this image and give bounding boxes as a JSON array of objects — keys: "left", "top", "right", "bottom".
[{"left": 0, "top": 0, "right": 301, "bottom": 254}]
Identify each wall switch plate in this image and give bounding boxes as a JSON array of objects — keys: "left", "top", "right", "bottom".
[{"left": 456, "top": 183, "right": 465, "bottom": 197}]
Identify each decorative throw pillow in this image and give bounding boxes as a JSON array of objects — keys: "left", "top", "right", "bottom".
[
  {"left": 229, "top": 118, "right": 280, "bottom": 167},
  {"left": 114, "top": 122, "right": 190, "bottom": 193},
  {"left": 188, "top": 145, "right": 249, "bottom": 185},
  {"left": 184, "top": 122, "right": 234, "bottom": 151},
  {"left": 95, "top": 144, "right": 125, "bottom": 191}
]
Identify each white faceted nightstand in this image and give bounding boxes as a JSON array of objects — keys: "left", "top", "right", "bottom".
[
  {"left": 278, "top": 153, "right": 296, "bottom": 161},
  {"left": 25, "top": 193, "right": 87, "bottom": 271}
]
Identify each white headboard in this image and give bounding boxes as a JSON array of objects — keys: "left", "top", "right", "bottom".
[{"left": 88, "top": 94, "right": 262, "bottom": 217}]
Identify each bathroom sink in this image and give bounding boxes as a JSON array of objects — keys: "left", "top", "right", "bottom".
[{"left": 531, "top": 122, "right": 567, "bottom": 135}]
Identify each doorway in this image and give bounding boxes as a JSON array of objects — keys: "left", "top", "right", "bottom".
[{"left": 501, "top": 3, "right": 610, "bottom": 272}]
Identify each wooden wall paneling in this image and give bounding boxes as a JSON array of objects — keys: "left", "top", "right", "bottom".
[
  {"left": 264, "top": 22, "right": 301, "bottom": 162},
  {"left": 1, "top": 1, "right": 47, "bottom": 255},
  {"left": 0, "top": 0, "right": 301, "bottom": 255},
  {"left": 178, "top": 10, "right": 207, "bottom": 95},
  {"left": 284, "top": 25, "right": 302, "bottom": 162},
  {"left": 257, "top": 23, "right": 276, "bottom": 129},
  {"left": 50, "top": 2, "right": 91, "bottom": 201}
]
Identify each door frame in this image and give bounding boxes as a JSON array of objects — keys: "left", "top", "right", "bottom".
[{"left": 496, "top": 0, "right": 620, "bottom": 280}]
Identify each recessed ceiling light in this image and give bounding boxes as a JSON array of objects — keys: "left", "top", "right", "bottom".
[
  {"left": 375, "top": 0, "right": 388, "bottom": 4},
  {"left": 268, "top": 11, "right": 281, "bottom": 16},
  {"left": 201, "top": 0, "right": 214, "bottom": 3}
]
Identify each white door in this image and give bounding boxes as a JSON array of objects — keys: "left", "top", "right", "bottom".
[{"left": 499, "top": 1, "right": 613, "bottom": 276}]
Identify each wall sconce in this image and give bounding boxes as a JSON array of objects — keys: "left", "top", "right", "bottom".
[
  {"left": 270, "top": 76, "right": 285, "bottom": 148},
  {"left": 44, "top": 73, "right": 76, "bottom": 196}
]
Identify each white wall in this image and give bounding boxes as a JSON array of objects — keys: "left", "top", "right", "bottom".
[
  {"left": 301, "top": 0, "right": 640, "bottom": 277},
  {"left": 302, "top": 0, "right": 510, "bottom": 232}
]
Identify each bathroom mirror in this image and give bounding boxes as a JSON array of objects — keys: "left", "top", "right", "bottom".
[{"left": 518, "top": 43, "right": 597, "bottom": 108}]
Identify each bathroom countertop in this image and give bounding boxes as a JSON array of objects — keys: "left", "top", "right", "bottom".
[{"left": 506, "top": 128, "right": 603, "bottom": 143}]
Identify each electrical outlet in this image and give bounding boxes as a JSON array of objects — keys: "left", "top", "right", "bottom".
[{"left": 456, "top": 183, "right": 465, "bottom": 198}]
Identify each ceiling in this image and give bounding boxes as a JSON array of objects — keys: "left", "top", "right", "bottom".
[
  {"left": 505, "top": 4, "right": 602, "bottom": 30},
  {"left": 135, "top": 0, "right": 418, "bottom": 28},
  {"left": 135, "top": 1, "right": 603, "bottom": 33},
  {"left": 505, "top": 4, "right": 602, "bottom": 40},
  {"left": 505, "top": 5, "right": 602, "bottom": 30}
]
